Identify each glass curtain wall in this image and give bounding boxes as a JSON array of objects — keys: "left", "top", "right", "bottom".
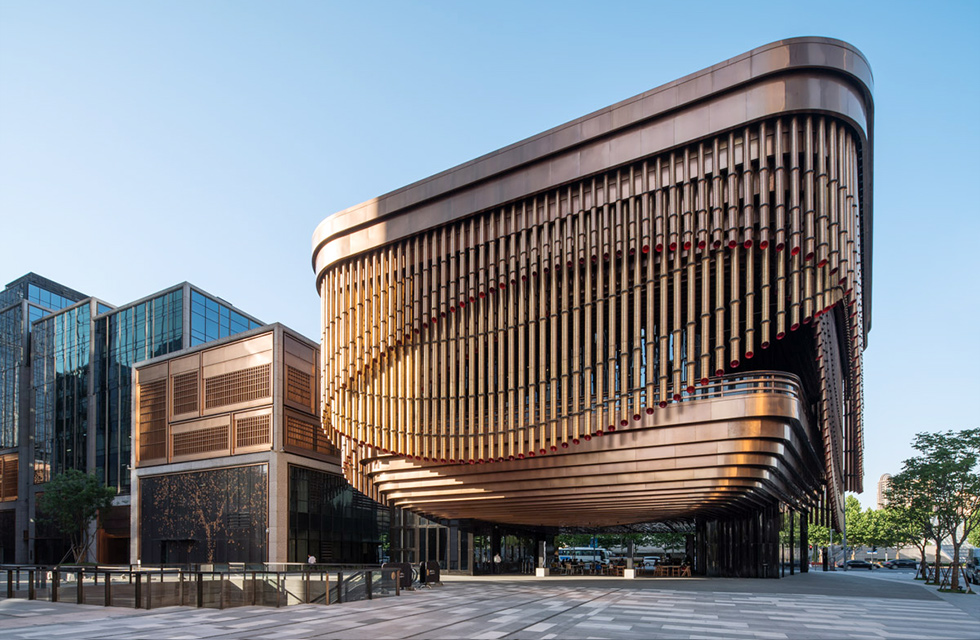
[
  {"left": 0, "top": 306, "right": 23, "bottom": 449},
  {"left": 288, "top": 465, "right": 390, "bottom": 564},
  {"left": 97, "top": 289, "right": 183, "bottom": 493},
  {"left": 189, "top": 290, "right": 261, "bottom": 346},
  {"left": 32, "top": 302, "right": 92, "bottom": 483}
]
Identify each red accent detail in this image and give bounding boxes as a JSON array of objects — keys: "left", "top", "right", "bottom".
[
  {"left": 449, "top": 306, "right": 455, "bottom": 313},
  {"left": 700, "top": 378, "right": 709, "bottom": 386},
  {"left": 517, "top": 453, "right": 525, "bottom": 459},
  {"left": 629, "top": 247, "right": 635, "bottom": 255},
  {"left": 423, "top": 457, "right": 429, "bottom": 461},
  {"left": 791, "top": 246, "right": 801, "bottom": 256},
  {"left": 698, "top": 240, "right": 707, "bottom": 250},
  {"left": 616, "top": 250, "right": 623, "bottom": 258},
  {"left": 669, "top": 242, "right": 677, "bottom": 251},
  {"left": 683, "top": 241, "right": 691, "bottom": 250},
  {"left": 478, "top": 459, "right": 484, "bottom": 464},
  {"left": 458, "top": 301, "right": 465, "bottom": 308},
  {"left": 603, "top": 252, "right": 610, "bottom": 261},
  {"left": 583, "top": 435, "right": 592, "bottom": 441},
  {"left": 511, "top": 278, "right": 516, "bottom": 285},
  {"left": 776, "top": 332, "right": 785, "bottom": 340},
  {"left": 449, "top": 459, "right": 455, "bottom": 463},
  {"left": 572, "top": 438, "right": 580, "bottom": 444},
  {"left": 561, "top": 442, "right": 569, "bottom": 448},
  {"left": 499, "top": 281, "right": 506, "bottom": 289},
  {"left": 567, "top": 261, "right": 573, "bottom": 269},
  {"left": 580, "top": 257, "right": 586, "bottom": 264},
  {"left": 745, "top": 351, "right": 754, "bottom": 359},
  {"left": 642, "top": 245, "right": 650, "bottom": 253},
  {"left": 686, "top": 386, "right": 695, "bottom": 394},
  {"left": 521, "top": 275, "right": 527, "bottom": 281},
  {"left": 531, "top": 271, "right": 537, "bottom": 278},
  {"left": 646, "top": 407, "right": 655, "bottom": 415},
  {"left": 550, "top": 445, "right": 557, "bottom": 452},
  {"left": 620, "top": 419, "right": 628, "bottom": 426},
  {"left": 633, "top": 414, "right": 641, "bottom": 421},
  {"left": 439, "top": 458, "right": 446, "bottom": 463},
  {"left": 659, "top": 401, "right": 668, "bottom": 408},
  {"left": 730, "top": 360, "right": 740, "bottom": 368},
  {"left": 470, "top": 296, "right": 476, "bottom": 302},
  {"left": 728, "top": 240, "right": 738, "bottom": 249},
  {"left": 543, "top": 267, "right": 549, "bottom": 274},
  {"left": 488, "top": 286, "right": 495, "bottom": 293},
  {"left": 540, "top": 448, "right": 547, "bottom": 455},
  {"left": 803, "top": 316, "right": 812, "bottom": 324},
  {"left": 508, "top": 455, "right": 515, "bottom": 460},
  {"left": 817, "top": 259, "right": 828, "bottom": 268},
  {"left": 422, "top": 322, "right": 428, "bottom": 329},
  {"left": 595, "top": 430, "right": 603, "bottom": 436},
  {"left": 805, "top": 251, "right": 814, "bottom": 261},
  {"left": 672, "top": 393, "right": 682, "bottom": 401},
  {"left": 790, "top": 323, "right": 800, "bottom": 331},
  {"left": 468, "top": 459, "right": 475, "bottom": 464},
  {"left": 591, "top": 255, "right": 598, "bottom": 262},
  {"left": 713, "top": 240, "right": 722, "bottom": 249},
  {"left": 655, "top": 243, "right": 664, "bottom": 252},
  {"left": 759, "top": 240, "right": 769, "bottom": 249},
  {"left": 608, "top": 425, "right": 616, "bottom": 432},
  {"left": 775, "top": 242, "right": 785, "bottom": 251},
  {"left": 714, "top": 368, "right": 725, "bottom": 376},
  {"left": 744, "top": 239, "right": 753, "bottom": 249},
  {"left": 479, "top": 291, "right": 486, "bottom": 298}
]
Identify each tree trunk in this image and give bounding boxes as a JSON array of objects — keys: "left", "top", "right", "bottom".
[
  {"left": 933, "top": 536, "right": 942, "bottom": 585},
  {"left": 951, "top": 542, "right": 961, "bottom": 591}
]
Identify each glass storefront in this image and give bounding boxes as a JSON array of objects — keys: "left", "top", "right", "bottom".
[{"left": 288, "top": 465, "right": 389, "bottom": 564}]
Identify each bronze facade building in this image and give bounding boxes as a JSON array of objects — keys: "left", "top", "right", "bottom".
[{"left": 312, "top": 38, "right": 872, "bottom": 576}]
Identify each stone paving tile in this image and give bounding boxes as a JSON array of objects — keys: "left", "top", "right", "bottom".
[{"left": 0, "top": 573, "right": 978, "bottom": 639}]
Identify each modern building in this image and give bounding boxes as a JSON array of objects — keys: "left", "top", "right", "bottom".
[
  {"left": 130, "top": 323, "right": 388, "bottom": 565},
  {"left": 876, "top": 473, "right": 892, "bottom": 509},
  {"left": 312, "top": 37, "right": 873, "bottom": 577},
  {"left": 0, "top": 274, "right": 262, "bottom": 563}
]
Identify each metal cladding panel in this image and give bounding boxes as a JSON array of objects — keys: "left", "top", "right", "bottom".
[{"left": 313, "top": 38, "right": 871, "bottom": 531}]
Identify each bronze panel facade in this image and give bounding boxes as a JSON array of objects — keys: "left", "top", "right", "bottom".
[{"left": 313, "top": 38, "right": 872, "bottom": 533}]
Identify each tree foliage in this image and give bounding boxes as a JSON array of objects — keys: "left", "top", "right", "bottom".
[
  {"left": 886, "top": 428, "right": 980, "bottom": 590},
  {"left": 37, "top": 470, "right": 116, "bottom": 564}
]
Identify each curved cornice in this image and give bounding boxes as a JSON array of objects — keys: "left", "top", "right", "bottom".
[{"left": 313, "top": 36, "right": 874, "bottom": 332}]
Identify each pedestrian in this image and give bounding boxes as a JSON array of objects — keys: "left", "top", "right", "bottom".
[
  {"left": 493, "top": 553, "right": 502, "bottom": 574},
  {"left": 307, "top": 554, "right": 316, "bottom": 567}
]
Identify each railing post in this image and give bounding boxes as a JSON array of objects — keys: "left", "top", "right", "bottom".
[
  {"left": 323, "top": 572, "right": 329, "bottom": 605},
  {"left": 135, "top": 573, "right": 142, "bottom": 609},
  {"left": 251, "top": 572, "right": 257, "bottom": 606},
  {"left": 337, "top": 572, "right": 343, "bottom": 603},
  {"left": 77, "top": 570, "right": 84, "bottom": 604},
  {"left": 28, "top": 570, "right": 35, "bottom": 600},
  {"left": 145, "top": 572, "right": 152, "bottom": 610},
  {"left": 219, "top": 572, "right": 225, "bottom": 610},
  {"left": 394, "top": 569, "right": 400, "bottom": 596},
  {"left": 105, "top": 571, "right": 112, "bottom": 606},
  {"left": 276, "top": 573, "right": 282, "bottom": 608},
  {"left": 305, "top": 570, "right": 310, "bottom": 604},
  {"left": 51, "top": 570, "right": 59, "bottom": 602},
  {"left": 366, "top": 570, "right": 372, "bottom": 600},
  {"left": 178, "top": 570, "right": 184, "bottom": 606},
  {"left": 196, "top": 572, "right": 203, "bottom": 608},
  {"left": 7, "top": 569, "right": 13, "bottom": 597}
]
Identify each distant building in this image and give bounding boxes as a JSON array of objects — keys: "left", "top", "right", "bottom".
[{"left": 877, "top": 473, "right": 892, "bottom": 509}]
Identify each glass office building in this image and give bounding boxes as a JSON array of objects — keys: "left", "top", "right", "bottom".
[{"left": 0, "top": 275, "right": 261, "bottom": 563}]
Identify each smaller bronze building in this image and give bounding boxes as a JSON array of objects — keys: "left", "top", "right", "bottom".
[{"left": 131, "top": 324, "right": 387, "bottom": 565}]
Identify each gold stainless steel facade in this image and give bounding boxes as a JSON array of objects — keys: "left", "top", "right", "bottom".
[{"left": 313, "top": 38, "right": 872, "bottom": 535}]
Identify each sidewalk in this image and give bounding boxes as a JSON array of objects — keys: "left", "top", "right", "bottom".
[{"left": 1, "top": 571, "right": 976, "bottom": 639}]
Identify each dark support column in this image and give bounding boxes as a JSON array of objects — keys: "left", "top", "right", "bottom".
[
  {"left": 800, "top": 513, "right": 809, "bottom": 573},
  {"left": 789, "top": 511, "right": 795, "bottom": 576}
]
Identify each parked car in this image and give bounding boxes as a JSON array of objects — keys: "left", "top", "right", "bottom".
[
  {"left": 882, "top": 558, "right": 918, "bottom": 570},
  {"left": 838, "top": 559, "right": 876, "bottom": 570},
  {"left": 641, "top": 556, "right": 660, "bottom": 566}
]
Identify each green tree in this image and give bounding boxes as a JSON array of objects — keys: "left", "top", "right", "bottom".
[
  {"left": 843, "top": 495, "right": 867, "bottom": 559},
  {"left": 880, "top": 502, "right": 930, "bottom": 571},
  {"left": 37, "top": 470, "right": 116, "bottom": 564},
  {"left": 887, "top": 429, "right": 980, "bottom": 590}
]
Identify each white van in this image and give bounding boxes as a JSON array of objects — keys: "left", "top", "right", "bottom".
[{"left": 557, "top": 547, "right": 611, "bottom": 564}]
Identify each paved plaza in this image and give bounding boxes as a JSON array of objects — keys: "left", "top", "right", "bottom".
[{"left": 1, "top": 571, "right": 977, "bottom": 639}]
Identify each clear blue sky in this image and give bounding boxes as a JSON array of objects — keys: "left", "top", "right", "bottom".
[{"left": 2, "top": 1, "right": 978, "bottom": 510}]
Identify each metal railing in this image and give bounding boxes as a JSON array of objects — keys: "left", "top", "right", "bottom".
[{"left": 0, "top": 564, "right": 402, "bottom": 609}]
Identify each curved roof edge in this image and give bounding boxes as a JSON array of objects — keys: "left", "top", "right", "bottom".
[{"left": 313, "top": 36, "right": 874, "bottom": 332}]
